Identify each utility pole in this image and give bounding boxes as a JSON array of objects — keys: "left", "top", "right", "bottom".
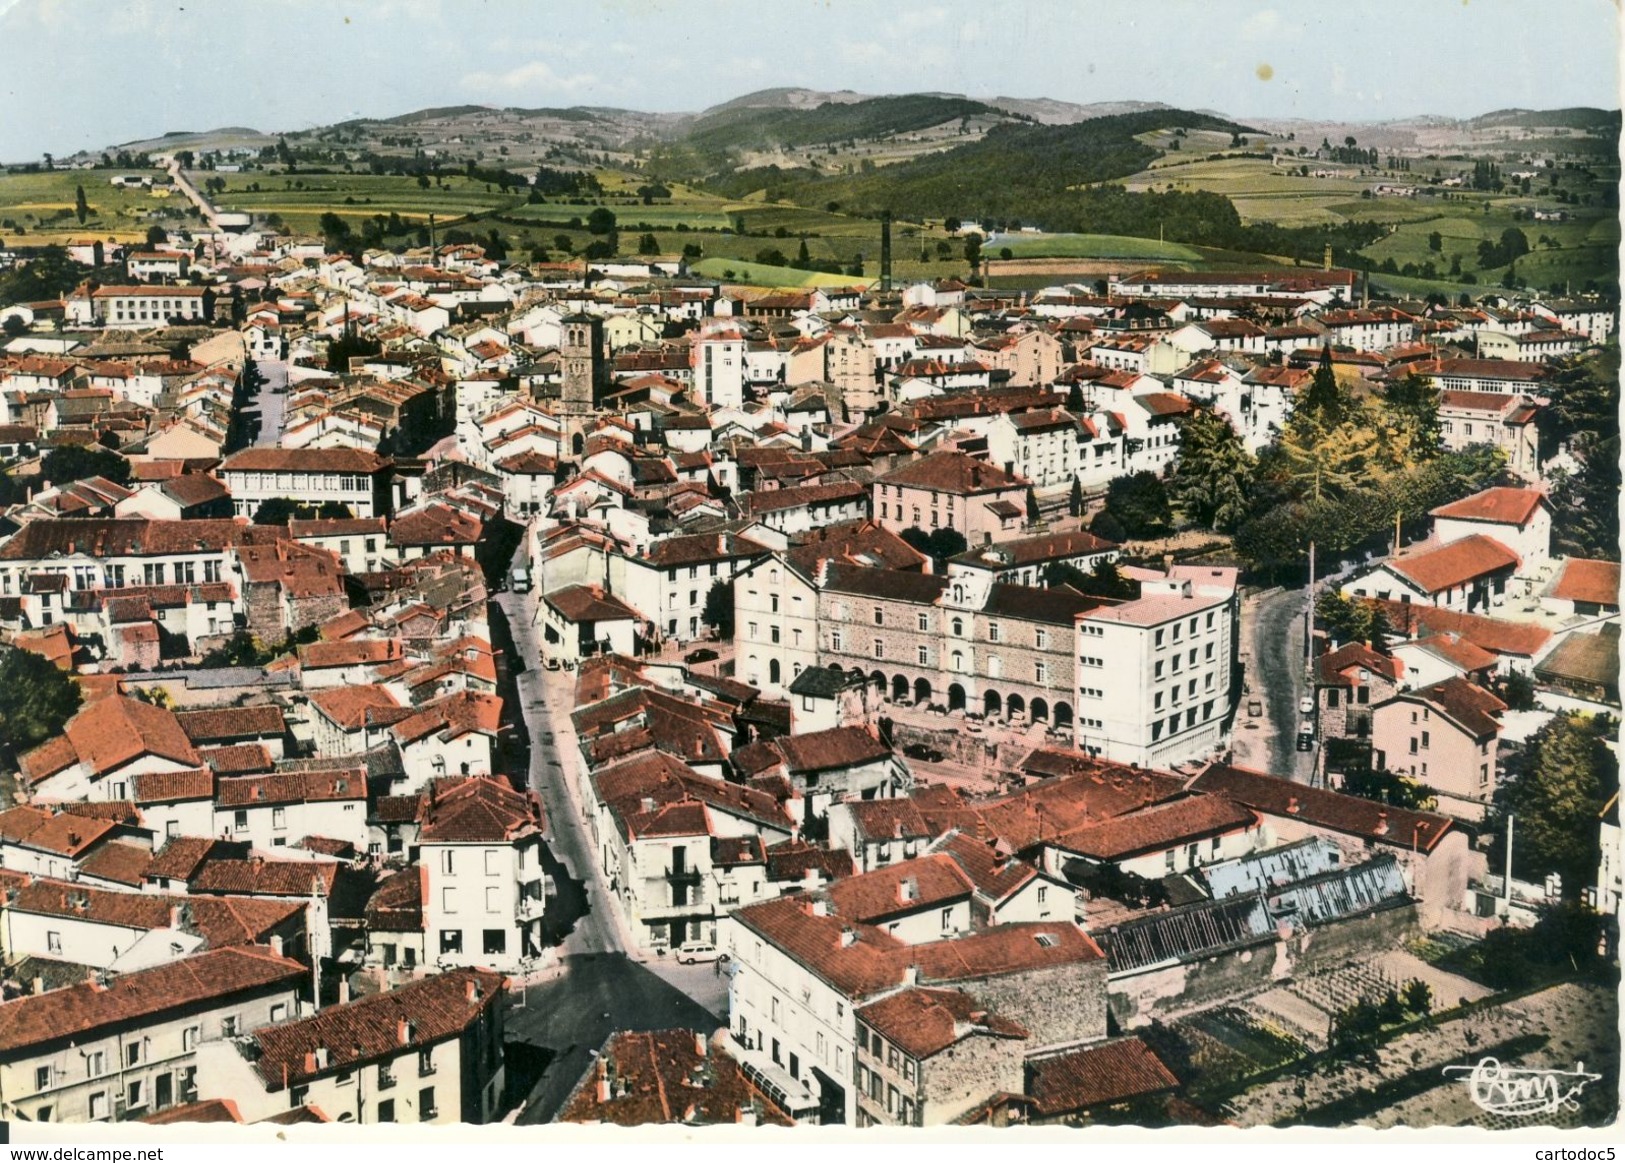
[
  {"left": 1304, "top": 468, "right": 1321, "bottom": 672},
  {"left": 1503, "top": 813, "right": 1515, "bottom": 919}
]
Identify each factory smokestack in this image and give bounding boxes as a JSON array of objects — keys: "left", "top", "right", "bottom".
[{"left": 880, "top": 209, "right": 893, "bottom": 293}]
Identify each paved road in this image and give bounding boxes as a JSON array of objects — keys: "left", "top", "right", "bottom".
[
  {"left": 251, "top": 360, "right": 289, "bottom": 447},
  {"left": 497, "top": 580, "right": 625, "bottom": 957},
  {"left": 167, "top": 161, "right": 221, "bottom": 230},
  {"left": 507, "top": 953, "right": 727, "bottom": 1124},
  {"left": 495, "top": 528, "right": 743, "bottom": 1120},
  {"left": 1247, "top": 586, "right": 1315, "bottom": 782}
]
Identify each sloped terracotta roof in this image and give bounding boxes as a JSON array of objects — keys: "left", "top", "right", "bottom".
[
  {"left": 248, "top": 968, "right": 504, "bottom": 1089},
  {"left": 1551, "top": 558, "right": 1620, "bottom": 608},
  {"left": 416, "top": 776, "right": 545, "bottom": 844},
  {"left": 0, "top": 946, "right": 305, "bottom": 1053},
  {"left": 1429, "top": 487, "right": 1549, "bottom": 528},
  {"left": 879, "top": 450, "right": 1025, "bottom": 494},
  {"left": 857, "top": 987, "right": 1027, "bottom": 1060},
  {"left": 558, "top": 1029, "right": 794, "bottom": 1127},
  {"left": 1028, "top": 1037, "right": 1179, "bottom": 1116},
  {"left": 1385, "top": 535, "right": 1519, "bottom": 594},
  {"left": 1190, "top": 763, "right": 1453, "bottom": 852}
]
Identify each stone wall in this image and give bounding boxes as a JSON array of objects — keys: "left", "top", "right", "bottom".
[
  {"left": 955, "top": 958, "right": 1109, "bottom": 1052},
  {"left": 1107, "top": 901, "right": 1420, "bottom": 1029}
]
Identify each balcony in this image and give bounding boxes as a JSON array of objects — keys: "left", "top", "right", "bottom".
[{"left": 517, "top": 895, "right": 545, "bottom": 921}]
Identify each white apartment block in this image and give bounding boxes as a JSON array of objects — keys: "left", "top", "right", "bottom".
[{"left": 1074, "top": 565, "right": 1240, "bottom": 767}]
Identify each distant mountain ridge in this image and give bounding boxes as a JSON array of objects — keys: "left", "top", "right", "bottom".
[{"left": 75, "top": 92, "right": 1621, "bottom": 165}]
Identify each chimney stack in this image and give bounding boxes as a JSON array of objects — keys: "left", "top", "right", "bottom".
[{"left": 1287, "top": 796, "right": 1300, "bottom": 815}]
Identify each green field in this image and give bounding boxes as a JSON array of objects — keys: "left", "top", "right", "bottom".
[
  {"left": 209, "top": 172, "right": 514, "bottom": 231},
  {"left": 689, "top": 257, "right": 872, "bottom": 288},
  {"left": 0, "top": 169, "right": 180, "bottom": 243},
  {"left": 1124, "top": 151, "right": 1437, "bottom": 227},
  {"left": 993, "top": 231, "right": 1206, "bottom": 262}
]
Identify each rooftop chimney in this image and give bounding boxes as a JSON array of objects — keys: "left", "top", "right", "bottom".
[
  {"left": 597, "top": 1076, "right": 611, "bottom": 1104},
  {"left": 839, "top": 926, "right": 858, "bottom": 948},
  {"left": 1287, "top": 796, "right": 1300, "bottom": 815},
  {"left": 811, "top": 898, "right": 830, "bottom": 917},
  {"left": 398, "top": 1019, "right": 413, "bottom": 1045},
  {"left": 1375, "top": 809, "right": 1390, "bottom": 837},
  {"left": 898, "top": 877, "right": 917, "bottom": 903},
  {"left": 695, "top": 1031, "right": 707, "bottom": 1058}
]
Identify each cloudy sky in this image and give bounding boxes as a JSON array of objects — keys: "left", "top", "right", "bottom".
[{"left": 0, "top": 0, "right": 1618, "bottom": 161}]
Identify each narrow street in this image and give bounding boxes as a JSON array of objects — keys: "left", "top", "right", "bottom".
[
  {"left": 251, "top": 359, "right": 289, "bottom": 447},
  {"left": 494, "top": 528, "right": 730, "bottom": 1122},
  {"left": 1243, "top": 586, "right": 1316, "bottom": 783}
]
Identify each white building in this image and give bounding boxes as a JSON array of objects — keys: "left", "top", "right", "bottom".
[{"left": 1075, "top": 565, "right": 1240, "bottom": 767}]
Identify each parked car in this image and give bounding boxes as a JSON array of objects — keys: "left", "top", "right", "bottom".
[
  {"left": 684, "top": 648, "right": 719, "bottom": 664},
  {"left": 1247, "top": 699, "right": 1264, "bottom": 718},
  {"left": 1298, "top": 695, "right": 1315, "bottom": 716},
  {"left": 902, "top": 742, "right": 945, "bottom": 763},
  {"left": 1295, "top": 731, "right": 1315, "bottom": 753},
  {"left": 675, "top": 941, "right": 724, "bottom": 965}
]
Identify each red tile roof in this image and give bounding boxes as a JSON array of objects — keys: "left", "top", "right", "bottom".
[
  {"left": 733, "top": 727, "right": 892, "bottom": 779},
  {"left": 1371, "top": 599, "right": 1552, "bottom": 659},
  {"left": 0, "top": 946, "right": 305, "bottom": 1053},
  {"left": 857, "top": 987, "right": 1027, "bottom": 1059},
  {"left": 558, "top": 1029, "right": 794, "bottom": 1127},
  {"left": 824, "top": 855, "right": 975, "bottom": 925},
  {"left": 220, "top": 447, "right": 387, "bottom": 474},
  {"left": 306, "top": 684, "right": 405, "bottom": 731},
  {"left": 1385, "top": 535, "right": 1520, "bottom": 594},
  {"left": 1385, "top": 676, "right": 1505, "bottom": 739},
  {"left": 1316, "top": 641, "right": 1403, "bottom": 687},
  {"left": 879, "top": 450, "right": 1026, "bottom": 494},
  {"left": 1429, "top": 487, "right": 1549, "bottom": 528},
  {"left": 416, "top": 776, "right": 545, "bottom": 844},
  {"left": 1189, "top": 763, "right": 1454, "bottom": 853},
  {"left": 1028, "top": 1037, "right": 1179, "bottom": 1116},
  {"left": 175, "top": 705, "right": 286, "bottom": 745},
  {"left": 248, "top": 968, "right": 504, "bottom": 1089},
  {"left": 0, "top": 806, "right": 116, "bottom": 857},
  {"left": 1049, "top": 793, "right": 1257, "bottom": 861},
  {"left": 23, "top": 695, "right": 204, "bottom": 783},
  {"left": 1551, "top": 558, "right": 1621, "bottom": 608}
]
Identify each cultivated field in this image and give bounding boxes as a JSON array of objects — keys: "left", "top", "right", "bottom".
[
  {"left": 208, "top": 172, "right": 514, "bottom": 231},
  {"left": 0, "top": 169, "right": 182, "bottom": 244}
]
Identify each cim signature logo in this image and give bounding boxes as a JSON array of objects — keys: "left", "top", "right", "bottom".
[{"left": 1443, "top": 1058, "right": 1602, "bottom": 1116}]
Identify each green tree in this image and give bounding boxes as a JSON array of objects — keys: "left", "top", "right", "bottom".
[
  {"left": 637, "top": 233, "right": 660, "bottom": 255},
  {"left": 1402, "top": 978, "right": 1432, "bottom": 1015},
  {"left": 1314, "top": 589, "right": 1391, "bottom": 648},
  {"left": 963, "top": 233, "right": 982, "bottom": 274},
  {"left": 1044, "top": 558, "right": 1140, "bottom": 600},
  {"left": 1379, "top": 373, "right": 1443, "bottom": 461},
  {"left": 1100, "top": 471, "right": 1172, "bottom": 539},
  {"left": 74, "top": 184, "right": 88, "bottom": 226},
  {"left": 586, "top": 207, "right": 617, "bottom": 235},
  {"left": 0, "top": 647, "right": 82, "bottom": 763},
  {"left": 1025, "top": 487, "right": 1040, "bottom": 523},
  {"left": 1068, "top": 476, "right": 1084, "bottom": 518},
  {"left": 40, "top": 444, "right": 131, "bottom": 488},
  {"left": 1427, "top": 231, "right": 1442, "bottom": 252},
  {"left": 251, "top": 497, "right": 352, "bottom": 525},
  {"left": 797, "top": 237, "right": 810, "bottom": 265},
  {"left": 701, "top": 579, "right": 735, "bottom": 639},
  {"left": 1541, "top": 349, "right": 1620, "bottom": 560},
  {"left": 1297, "top": 346, "right": 1350, "bottom": 430},
  {"left": 1496, "top": 713, "right": 1617, "bottom": 894},
  {"left": 1169, "top": 406, "right": 1255, "bottom": 531},
  {"left": 145, "top": 224, "right": 167, "bottom": 246}
]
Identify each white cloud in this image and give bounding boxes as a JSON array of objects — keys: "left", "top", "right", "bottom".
[
  {"left": 838, "top": 40, "right": 887, "bottom": 65},
  {"left": 461, "top": 59, "right": 597, "bottom": 95}
]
